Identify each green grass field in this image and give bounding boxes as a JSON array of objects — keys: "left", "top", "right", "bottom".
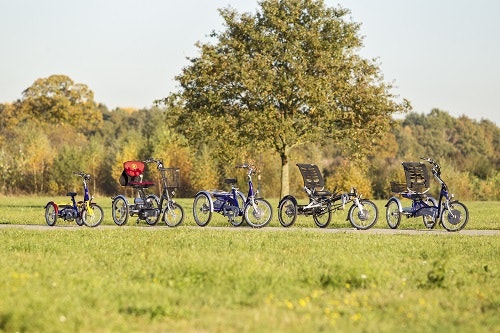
[{"left": 0, "top": 196, "right": 498, "bottom": 332}]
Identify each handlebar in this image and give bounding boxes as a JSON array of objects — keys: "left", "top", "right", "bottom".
[
  {"left": 144, "top": 158, "right": 164, "bottom": 169},
  {"left": 74, "top": 171, "right": 90, "bottom": 181},
  {"left": 236, "top": 163, "right": 258, "bottom": 175},
  {"left": 420, "top": 156, "right": 441, "bottom": 176}
]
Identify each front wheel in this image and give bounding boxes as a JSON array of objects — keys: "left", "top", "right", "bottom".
[
  {"left": 385, "top": 198, "right": 401, "bottom": 229},
  {"left": 162, "top": 202, "right": 184, "bottom": 227},
  {"left": 278, "top": 197, "right": 297, "bottom": 227},
  {"left": 440, "top": 201, "right": 469, "bottom": 232},
  {"left": 82, "top": 204, "right": 104, "bottom": 227},
  {"left": 244, "top": 198, "right": 272, "bottom": 228},
  {"left": 193, "top": 193, "right": 212, "bottom": 227},
  {"left": 112, "top": 196, "right": 129, "bottom": 226},
  {"left": 348, "top": 199, "right": 378, "bottom": 230},
  {"left": 45, "top": 202, "right": 57, "bottom": 226}
]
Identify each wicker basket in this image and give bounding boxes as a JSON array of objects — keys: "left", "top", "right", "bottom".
[
  {"left": 390, "top": 181, "right": 407, "bottom": 193},
  {"left": 159, "top": 168, "right": 180, "bottom": 188}
]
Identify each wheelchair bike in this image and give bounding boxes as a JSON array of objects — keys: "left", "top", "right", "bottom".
[
  {"left": 385, "top": 157, "right": 469, "bottom": 232},
  {"left": 111, "top": 159, "right": 184, "bottom": 226},
  {"left": 277, "top": 163, "right": 378, "bottom": 229}
]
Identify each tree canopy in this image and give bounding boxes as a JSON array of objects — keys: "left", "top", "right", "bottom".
[
  {"left": 167, "top": 0, "right": 410, "bottom": 197},
  {"left": 17, "top": 74, "right": 103, "bottom": 134}
]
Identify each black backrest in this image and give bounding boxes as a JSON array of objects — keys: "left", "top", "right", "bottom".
[
  {"left": 402, "top": 162, "right": 430, "bottom": 192},
  {"left": 296, "top": 164, "right": 325, "bottom": 191}
]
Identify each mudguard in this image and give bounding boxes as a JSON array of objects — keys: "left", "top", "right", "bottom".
[
  {"left": 278, "top": 195, "right": 298, "bottom": 208},
  {"left": 45, "top": 201, "right": 59, "bottom": 213},
  {"left": 385, "top": 196, "right": 403, "bottom": 213},
  {"left": 194, "top": 190, "right": 215, "bottom": 212}
]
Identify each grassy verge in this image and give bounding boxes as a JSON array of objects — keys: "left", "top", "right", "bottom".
[{"left": 0, "top": 227, "right": 498, "bottom": 332}]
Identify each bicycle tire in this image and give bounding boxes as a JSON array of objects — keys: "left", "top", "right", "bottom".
[
  {"left": 278, "top": 197, "right": 297, "bottom": 227},
  {"left": 244, "top": 198, "right": 273, "bottom": 228},
  {"left": 313, "top": 203, "right": 332, "bottom": 228},
  {"left": 193, "top": 192, "right": 212, "bottom": 226},
  {"left": 440, "top": 201, "right": 469, "bottom": 232},
  {"left": 422, "top": 197, "right": 438, "bottom": 229},
  {"left": 112, "top": 196, "right": 129, "bottom": 226},
  {"left": 82, "top": 204, "right": 104, "bottom": 227},
  {"left": 45, "top": 202, "right": 57, "bottom": 226},
  {"left": 348, "top": 199, "right": 378, "bottom": 230},
  {"left": 385, "top": 198, "right": 401, "bottom": 229},
  {"left": 229, "top": 191, "right": 246, "bottom": 227},
  {"left": 163, "top": 202, "right": 184, "bottom": 227},
  {"left": 145, "top": 195, "right": 160, "bottom": 226}
]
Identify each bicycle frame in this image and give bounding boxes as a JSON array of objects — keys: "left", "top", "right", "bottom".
[
  {"left": 45, "top": 172, "right": 103, "bottom": 227},
  {"left": 112, "top": 158, "right": 184, "bottom": 226},
  {"left": 193, "top": 163, "right": 273, "bottom": 228},
  {"left": 385, "top": 157, "right": 469, "bottom": 231}
]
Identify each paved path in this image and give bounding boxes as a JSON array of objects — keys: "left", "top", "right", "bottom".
[{"left": 0, "top": 223, "right": 498, "bottom": 235}]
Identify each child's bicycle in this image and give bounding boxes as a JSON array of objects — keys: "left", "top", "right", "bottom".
[
  {"left": 385, "top": 157, "right": 469, "bottom": 232},
  {"left": 45, "top": 172, "right": 104, "bottom": 227},
  {"left": 192, "top": 163, "right": 273, "bottom": 228},
  {"left": 277, "top": 163, "right": 378, "bottom": 229},
  {"left": 111, "top": 159, "right": 184, "bottom": 226}
]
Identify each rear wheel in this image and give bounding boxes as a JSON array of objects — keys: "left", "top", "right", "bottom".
[
  {"left": 385, "top": 199, "right": 401, "bottom": 229},
  {"left": 163, "top": 202, "right": 184, "bottom": 227},
  {"left": 422, "top": 197, "right": 438, "bottom": 229},
  {"left": 440, "top": 201, "right": 469, "bottom": 232},
  {"left": 145, "top": 195, "right": 160, "bottom": 226},
  {"left": 348, "top": 199, "right": 378, "bottom": 230},
  {"left": 112, "top": 196, "right": 129, "bottom": 226},
  {"left": 45, "top": 202, "right": 57, "bottom": 226},
  {"left": 193, "top": 193, "right": 212, "bottom": 226},
  {"left": 229, "top": 191, "right": 246, "bottom": 227},
  {"left": 244, "top": 198, "right": 272, "bottom": 228},
  {"left": 278, "top": 197, "right": 297, "bottom": 227},
  {"left": 82, "top": 204, "right": 104, "bottom": 227},
  {"left": 313, "top": 203, "right": 332, "bottom": 228}
]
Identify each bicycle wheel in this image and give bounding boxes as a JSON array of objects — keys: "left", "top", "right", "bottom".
[
  {"left": 313, "top": 203, "right": 332, "bottom": 228},
  {"left": 385, "top": 198, "right": 401, "bottom": 229},
  {"left": 244, "top": 198, "right": 272, "bottom": 228},
  {"left": 193, "top": 192, "right": 212, "bottom": 226},
  {"left": 112, "top": 196, "right": 129, "bottom": 226},
  {"left": 145, "top": 195, "right": 160, "bottom": 226},
  {"left": 82, "top": 204, "right": 104, "bottom": 227},
  {"left": 230, "top": 191, "right": 246, "bottom": 227},
  {"left": 348, "top": 199, "right": 378, "bottom": 230},
  {"left": 440, "top": 201, "right": 469, "bottom": 232},
  {"left": 278, "top": 197, "right": 297, "bottom": 227},
  {"left": 422, "top": 197, "right": 438, "bottom": 229},
  {"left": 45, "top": 202, "right": 57, "bottom": 226},
  {"left": 163, "top": 202, "right": 184, "bottom": 227}
]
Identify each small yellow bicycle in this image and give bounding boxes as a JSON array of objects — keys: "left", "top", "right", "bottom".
[{"left": 44, "top": 172, "right": 104, "bottom": 227}]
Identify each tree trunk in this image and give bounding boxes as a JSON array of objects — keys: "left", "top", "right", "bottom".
[{"left": 280, "top": 146, "right": 290, "bottom": 198}]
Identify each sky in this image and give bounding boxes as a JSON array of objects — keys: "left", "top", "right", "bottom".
[{"left": 1, "top": 0, "right": 498, "bottom": 125}]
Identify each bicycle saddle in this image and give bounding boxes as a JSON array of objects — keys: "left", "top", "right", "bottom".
[
  {"left": 225, "top": 178, "right": 237, "bottom": 185},
  {"left": 66, "top": 192, "right": 77, "bottom": 197}
]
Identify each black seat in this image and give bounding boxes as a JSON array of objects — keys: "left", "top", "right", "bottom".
[
  {"left": 402, "top": 162, "right": 431, "bottom": 194},
  {"left": 296, "top": 163, "right": 332, "bottom": 197}
]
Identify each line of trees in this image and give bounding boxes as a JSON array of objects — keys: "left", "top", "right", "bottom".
[
  {"left": 0, "top": 78, "right": 497, "bottom": 200},
  {"left": 0, "top": 1, "right": 498, "bottom": 200}
]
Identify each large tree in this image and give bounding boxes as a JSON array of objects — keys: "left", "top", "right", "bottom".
[
  {"left": 18, "top": 74, "right": 103, "bottom": 135},
  {"left": 167, "top": 0, "right": 409, "bottom": 197}
]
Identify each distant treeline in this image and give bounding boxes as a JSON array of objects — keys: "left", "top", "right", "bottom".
[{"left": 0, "top": 97, "right": 497, "bottom": 200}]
